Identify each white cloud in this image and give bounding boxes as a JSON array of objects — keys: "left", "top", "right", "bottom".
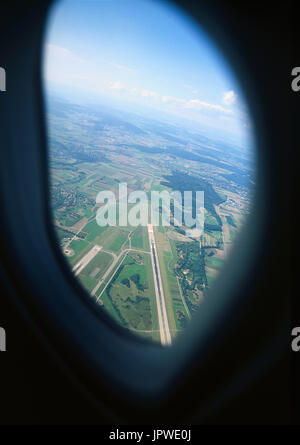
[
  {"left": 46, "top": 44, "right": 86, "bottom": 64},
  {"left": 128, "top": 87, "right": 139, "bottom": 95},
  {"left": 108, "top": 82, "right": 161, "bottom": 102},
  {"left": 105, "top": 79, "right": 234, "bottom": 120},
  {"left": 222, "top": 90, "right": 237, "bottom": 105},
  {"left": 110, "top": 80, "right": 123, "bottom": 90},
  {"left": 184, "top": 99, "right": 232, "bottom": 114},
  {"left": 161, "top": 95, "right": 184, "bottom": 104},
  {"left": 141, "top": 89, "right": 159, "bottom": 99},
  {"left": 108, "top": 62, "right": 136, "bottom": 73},
  {"left": 109, "top": 83, "right": 159, "bottom": 100}
]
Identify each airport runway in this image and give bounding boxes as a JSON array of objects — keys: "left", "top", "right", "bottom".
[
  {"left": 72, "top": 230, "right": 171, "bottom": 346},
  {"left": 72, "top": 244, "right": 102, "bottom": 276},
  {"left": 147, "top": 224, "right": 172, "bottom": 346}
]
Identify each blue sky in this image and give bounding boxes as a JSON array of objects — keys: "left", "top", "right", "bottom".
[{"left": 44, "top": 0, "right": 253, "bottom": 142}]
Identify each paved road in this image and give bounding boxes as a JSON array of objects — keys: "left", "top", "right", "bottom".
[{"left": 147, "top": 224, "right": 172, "bottom": 346}]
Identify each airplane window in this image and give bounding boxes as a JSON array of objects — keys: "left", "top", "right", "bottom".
[{"left": 43, "top": 0, "right": 256, "bottom": 346}]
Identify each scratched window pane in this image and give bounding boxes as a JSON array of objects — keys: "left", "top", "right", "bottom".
[{"left": 44, "top": 0, "right": 255, "bottom": 345}]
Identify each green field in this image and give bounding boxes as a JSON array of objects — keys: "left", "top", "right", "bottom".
[
  {"left": 205, "top": 255, "right": 224, "bottom": 270},
  {"left": 130, "top": 226, "right": 150, "bottom": 252},
  {"left": 101, "top": 252, "right": 159, "bottom": 340},
  {"left": 49, "top": 98, "right": 254, "bottom": 344},
  {"left": 69, "top": 238, "right": 89, "bottom": 257},
  {"left": 85, "top": 219, "right": 108, "bottom": 242},
  {"left": 155, "top": 226, "right": 189, "bottom": 335},
  {"left": 78, "top": 250, "right": 114, "bottom": 292},
  {"left": 98, "top": 226, "right": 130, "bottom": 252}
]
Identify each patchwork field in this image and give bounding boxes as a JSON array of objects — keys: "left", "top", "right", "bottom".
[
  {"left": 49, "top": 98, "right": 254, "bottom": 343},
  {"left": 101, "top": 252, "right": 159, "bottom": 339}
]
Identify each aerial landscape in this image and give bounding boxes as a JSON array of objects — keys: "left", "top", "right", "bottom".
[
  {"left": 45, "top": 0, "right": 255, "bottom": 345},
  {"left": 48, "top": 96, "right": 254, "bottom": 344}
]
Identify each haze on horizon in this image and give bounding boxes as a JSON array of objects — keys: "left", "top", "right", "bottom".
[{"left": 43, "top": 0, "right": 254, "bottom": 149}]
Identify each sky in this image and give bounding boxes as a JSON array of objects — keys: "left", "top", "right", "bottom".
[{"left": 43, "top": 0, "right": 253, "bottom": 144}]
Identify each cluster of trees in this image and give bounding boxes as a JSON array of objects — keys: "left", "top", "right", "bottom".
[
  {"left": 121, "top": 274, "right": 148, "bottom": 292},
  {"left": 125, "top": 296, "right": 152, "bottom": 330},
  {"left": 121, "top": 278, "right": 130, "bottom": 288},
  {"left": 105, "top": 265, "right": 129, "bottom": 327},
  {"left": 71, "top": 149, "right": 108, "bottom": 163},
  {"left": 226, "top": 215, "right": 237, "bottom": 227},
  {"left": 55, "top": 227, "right": 75, "bottom": 242},
  {"left": 130, "top": 273, "right": 148, "bottom": 292},
  {"left": 202, "top": 238, "right": 223, "bottom": 249},
  {"left": 129, "top": 142, "right": 248, "bottom": 191},
  {"left": 124, "top": 295, "right": 149, "bottom": 305},
  {"left": 175, "top": 241, "right": 207, "bottom": 314},
  {"left": 51, "top": 135, "right": 109, "bottom": 166},
  {"left": 161, "top": 171, "right": 225, "bottom": 228},
  {"left": 106, "top": 262, "right": 151, "bottom": 328},
  {"left": 127, "top": 144, "right": 162, "bottom": 154},
  {"left": 222, "top": 171, "right": 250, "bottom": 188},
  {"left": 92, "top": 114, "right": 146, "bottom": 135},
  {"left": 176, "top": 310, "right": 188, "bottom": 328},
  {"left": 205, "top": 223, "right": 222, "bottom": 232},
  {"left": 175, "top": 241, "right": 207, "bottom": 288}
]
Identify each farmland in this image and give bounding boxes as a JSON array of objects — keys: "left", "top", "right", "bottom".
[{"left": 48, "top": 97, "right": 254, "bottom": 344}]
